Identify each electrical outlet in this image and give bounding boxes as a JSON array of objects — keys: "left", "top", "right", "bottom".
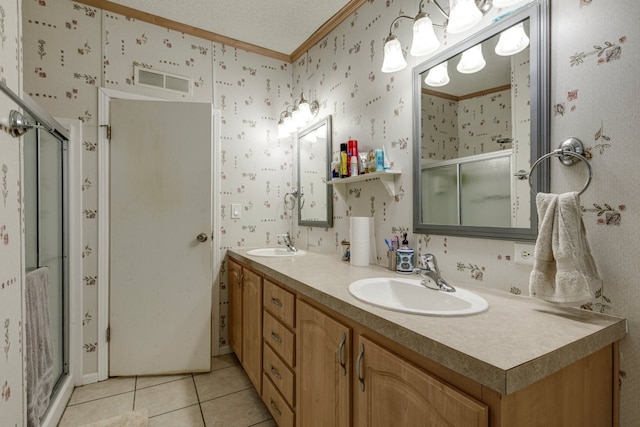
[
  {"left": 231, "top": 203, "right": 241, "bottom": 219},
  {"left": 514, "top": 243, "right": 535, "bottom": 265}
]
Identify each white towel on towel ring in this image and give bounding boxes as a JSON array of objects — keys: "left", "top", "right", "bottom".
[{"left": 529, "top": 192, "right": 601, "bottom": 306}]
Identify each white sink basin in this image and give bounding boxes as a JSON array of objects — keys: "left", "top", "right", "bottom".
[
  {"left": 246, "top": 248, "right": 306, "bottom": 257},
  {"left": 348, "top": 277, "right": 488, "bottom": 316}
]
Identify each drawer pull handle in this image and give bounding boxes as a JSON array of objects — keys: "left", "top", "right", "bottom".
[
  {"left": 356, "top": 342, "right": 365, "bottom": 391},
  {"left": 338, "top": 332, "right": 347, "bottom": 376},
  {"left": 270, "top": 365, "right": 282, "bottom": 379},
  {"left": 270, "top": 332, "right": 282, "bottom": 343},
  {"left": 269, "top": 398, "right": 282, "bottom": 416},
  {"left": 271, "top": 297, "right": 283, "bottom": 307}
]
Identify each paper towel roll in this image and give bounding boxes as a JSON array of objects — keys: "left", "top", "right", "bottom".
[
  {"left": 350, "top": 217, "right": 371, "bottom": 242},
  {"left": 350, "top": 241, "right": 370, "bottom": 267},
  {"left": 350, "top": 217, "right": 371, "bottom": 266}
]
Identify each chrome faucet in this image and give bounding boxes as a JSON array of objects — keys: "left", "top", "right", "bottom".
[
  {"left": 277, "top": 232, "right": 298, "bottom": 252},
  {"left": 413, "top": 254, "right": 455, "bottom": 292}
]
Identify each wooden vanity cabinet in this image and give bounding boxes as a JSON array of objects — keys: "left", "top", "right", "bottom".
[
  {"left": 355, "top": 335, "right": 488, "bottom": 427},
  {"left": 262, "top": 279, "right": 297, "bottom": 427},
  {"left": 227, "top": 255, "right": 618, "bottom": 427},
  {"left": 296, "top": 300, "right": 351, "bottom": 427},
  {"left": 227, "top": 259, "right": 263, "bottom": 392}
]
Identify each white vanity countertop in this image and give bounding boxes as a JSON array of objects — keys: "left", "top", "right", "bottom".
[{"left": 228, "top": 248, "right": 627, "bottom": 395}]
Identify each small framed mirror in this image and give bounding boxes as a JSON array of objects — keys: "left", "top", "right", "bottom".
[
  {"left": 297, "top": 115, "right": 333, "bottom": 227},
  {"left": 413, "top": 1, "right": 549, "bottom": 241}
]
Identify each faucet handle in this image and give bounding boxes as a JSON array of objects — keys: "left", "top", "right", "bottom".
[
  {"left": 421, "top": 254, "right": 439, "bottom": 273},
  {"left": 277, "top": 233, "right": 290, "bottom": 244}
]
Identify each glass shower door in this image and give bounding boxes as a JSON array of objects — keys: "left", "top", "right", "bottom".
[{"left": 23, "top": 127, "right": 69, "bottom": 397}]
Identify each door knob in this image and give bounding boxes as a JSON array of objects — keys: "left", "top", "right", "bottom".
[{"left": 196, "top": 233, "right": 208, "bottom": 243}]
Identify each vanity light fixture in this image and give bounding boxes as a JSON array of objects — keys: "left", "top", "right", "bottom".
[
  {"left": 381, "top": 0, "right": 492, "bottom": 73},
  {"left": 494, "top": 22, "right": 530, "bottom": 56},
  {"left": 424, "top": 61, "right": 450, "bottom": 87},
  {"left": 277, "top": 93, "right": 319, "bottom": 139},
  {"left": 292, "top": 92, "right": 318, "bottom": 126},
  {"left": 447, "top": 0, "right": 483, "bottom": 34},
  {"left": 277, "top": 106, "right": 296, "bottom": 139},
  {"left": 456, "top": 44, "right": 486, "bottom": 73},
  {"left": 492, "top": 0, "right": 528, "bottom": 8}
]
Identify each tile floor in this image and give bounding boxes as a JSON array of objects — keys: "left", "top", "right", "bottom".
[{"left": 58, "top": 353, "right": 276, "bottom": 427}]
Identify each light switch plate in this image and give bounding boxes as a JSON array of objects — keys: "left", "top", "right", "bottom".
[
  {"left": 514, "top": 243, "right": 535, "bottom": 265},
  {"left": 231, "top": 203, "right": 241, "bottom": 219}
]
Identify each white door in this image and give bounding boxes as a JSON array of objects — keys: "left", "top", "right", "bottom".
[{"left": 109, "top": 99, "right": 213, "bottom": 376}]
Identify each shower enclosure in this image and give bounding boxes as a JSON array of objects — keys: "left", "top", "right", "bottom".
[{"left": 23, "top": 121, "right": 70, "bottom": 411}]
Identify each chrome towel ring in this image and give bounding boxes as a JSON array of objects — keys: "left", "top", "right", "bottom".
[{"left": 528, "top": 137, "right": 593, "bottom": 196}]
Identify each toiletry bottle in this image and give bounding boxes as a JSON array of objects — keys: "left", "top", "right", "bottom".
[
  {"left": 348, "top": 139, "right": 359, "bottom": 175},
  {"left": 350, "top": 155, "right": 358, "bottom": 177},
  {"left": 395, "top": 232, "right": 415, "bottom": 274},
  {"left": 375, "top": 149, "right": 384, "bottom": 172},
  {"left": 340, "top": 143, "right": 348, "bottom": 178}
]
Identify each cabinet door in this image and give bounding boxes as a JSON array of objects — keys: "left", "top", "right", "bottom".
[
  {"left": 242, "top": 267, "right": 263, "bottom": 391},
  {"left": 355, "top": 336, "right": 488, "bottom": 427},
  {"left": 228, "top": 259, "right": 243, "bottom": 359},
  {"left": 297, "top": 301, "right": 351, "bottom": 427}
]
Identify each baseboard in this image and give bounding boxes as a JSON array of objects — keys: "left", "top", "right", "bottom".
[
  {"left": 219, "top": 344, "right": 232, "bottom": 355},
  {"left": 83, "top": 372, "right": 99, "bottom": 385}
]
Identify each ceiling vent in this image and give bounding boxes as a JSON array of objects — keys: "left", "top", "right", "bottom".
[{"left": 134, "top": 65, "right": 192, "bottom": 95}]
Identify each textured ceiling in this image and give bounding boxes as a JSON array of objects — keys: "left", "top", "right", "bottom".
[{"left": 107, "top": 0, "right": 353, "bottom": 56}]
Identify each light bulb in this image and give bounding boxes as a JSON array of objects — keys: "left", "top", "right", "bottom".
[
  {"left": 447, "top": 0, "right": 483, "bottom": 34},
  {"left": 381, "top": 34, "right": 407, "bottom": 73},
  {"left": 425, "top": 62, "right": 450, "bottom": 87},
  {"left": 495, "top": 22, "right": 529, "bottom": 56},
  {"left": 277, "top": 119, "right": 289, "bottom": 139},
  {"left": 456, "top": 44, "right": 486, "bottom": 74},
  {"left": 410, "top": 13, "right": 441, "bottom": 57}
]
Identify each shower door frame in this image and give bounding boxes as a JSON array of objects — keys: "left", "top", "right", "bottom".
[{"left": 23, "top": 118, "right": 83, "bottom": 427}]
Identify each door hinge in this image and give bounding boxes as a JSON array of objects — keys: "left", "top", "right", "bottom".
[
  {"left": 106, "top": 326, "right": 111, "bottom": 343},
  {"left": 100, "top": 124, "right": 111, "bottom": 140}
]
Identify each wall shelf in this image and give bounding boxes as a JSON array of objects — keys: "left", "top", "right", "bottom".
[{"left": 328, "top": 170, "right": 401, "bottom": 199}]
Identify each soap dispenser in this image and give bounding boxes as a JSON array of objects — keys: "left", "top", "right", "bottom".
[{"left": 395, "top": 232, "right": 415, "bottom": 274}]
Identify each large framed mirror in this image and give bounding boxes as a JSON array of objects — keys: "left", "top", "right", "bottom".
[
  {"left": 413, "top": 1, "right": 549, "bottom": 241},
  {"left": 297, "top": 115, "right": 333, "bottom": 227}
]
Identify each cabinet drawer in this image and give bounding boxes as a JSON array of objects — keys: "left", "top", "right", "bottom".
[
  {"left": 263, "top": 311, "right": 295, "bottom": 367},
  {"left": 263, "top": 374, "right": 294, "bottom": 427},
  {"left": 263, "top": 343, "right": 295, "bottom": 406},
  {"left": 263, "top": 279, "right": 295, "bottom": 328}
]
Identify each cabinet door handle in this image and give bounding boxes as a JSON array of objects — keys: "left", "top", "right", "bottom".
[
  {"left": 269, "top": 398, "right": 282, "bottom": 416},
  {"left": 270, "top": 365, "right": 282, "bottom": 379},
  {"left": 356, "top": 342, "right": 365, "bottom": 391},
  {"left": 270, "top": 332, "right": 282, "bottom": 343},
  {"left": 271, "top": 297, "right": 283, "bottom": 307},
  {"left": 337, "top": 332, "right": 347, "bottom": 376}
]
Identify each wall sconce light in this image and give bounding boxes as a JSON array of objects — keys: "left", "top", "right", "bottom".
[
  {"left": 381, "top": 0, "right": 493, "bottom": 73},
  {"left": 456, "top": 44, "right": 486, "bottom": 73},
  {"left": 424, "top": 61, "right": 450, "bottom": 87},
  {"left": 277, "top": 93, "right": 319, "bottom": 139},
  {"left": 495, "top": 22, "right": 530, "bottom": 56}
]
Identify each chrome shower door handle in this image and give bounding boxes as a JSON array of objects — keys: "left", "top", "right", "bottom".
[{"left": 196, "top": 233, "right": 208, "bottom": 243}]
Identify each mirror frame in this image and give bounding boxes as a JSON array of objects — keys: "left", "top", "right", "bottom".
[
  {"left": 297, "top": 115, "right": 333, "bottom": 227},
  {"left": 412, "top": 0, "right": 549, "bottom": 241}
]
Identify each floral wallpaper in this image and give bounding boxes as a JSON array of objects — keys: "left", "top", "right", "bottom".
[
  {"left": 0, "top": 0, "right": 24, "bottom": 425},
  {"left": 292, "top": 0, "right": 640, "bottom": 425},
  {"left": 0, "top": 0, "right": 636, "bottom": 425},
  {"left": 21, "top": 0, "right": 292, "bottom": 378}
]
